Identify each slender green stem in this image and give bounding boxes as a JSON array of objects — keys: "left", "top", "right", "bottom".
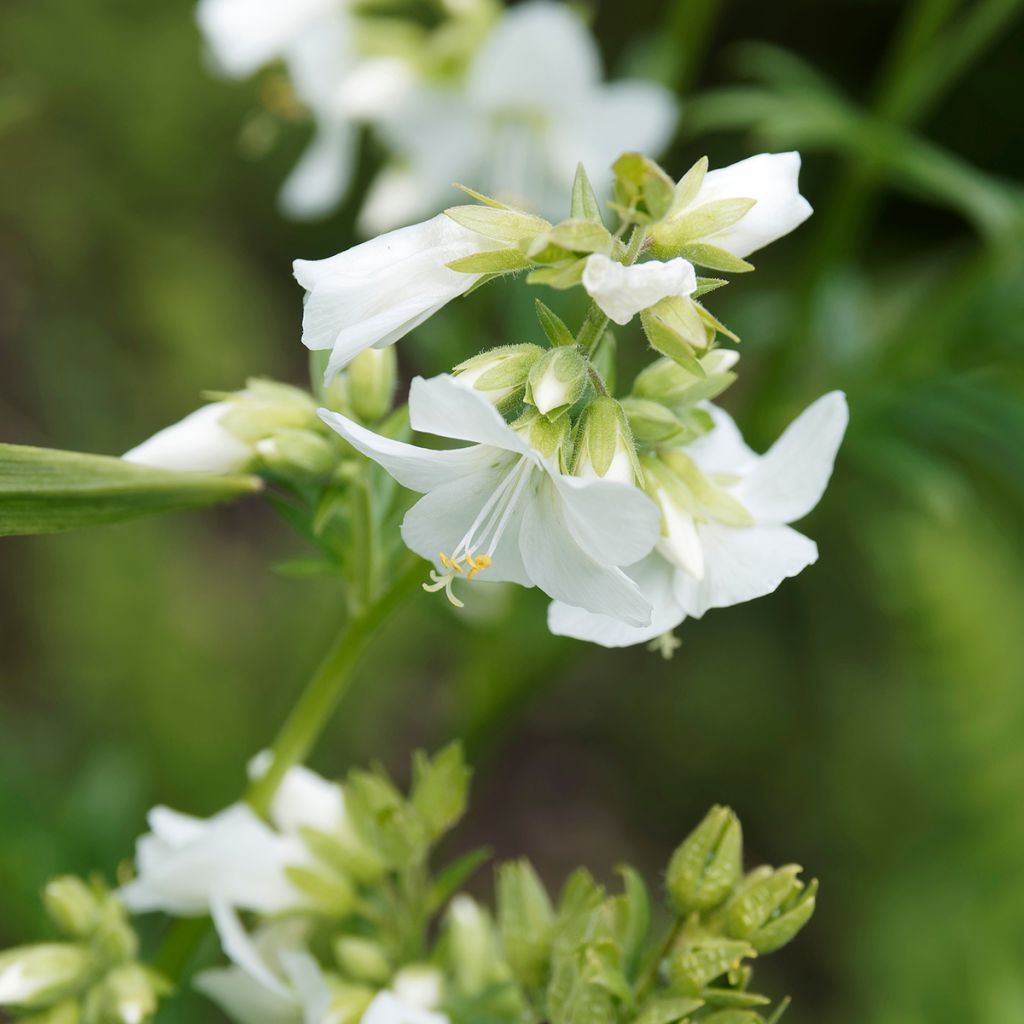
[{"left": 635, "top": 916, "right": 686, "bottom": 1001}]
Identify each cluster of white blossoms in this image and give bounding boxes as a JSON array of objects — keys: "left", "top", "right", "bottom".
[
  {"left": 291, "top": 149, "right": 847, "bottom": 649},
  {"left": 197, "top": 0, "right": 676, "bottom": 228}
]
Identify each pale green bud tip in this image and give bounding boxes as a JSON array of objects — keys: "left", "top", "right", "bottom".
[
  {"left": 256, "top": 429, "right": 336, "bottom": 478},
  {"left": 454, "top": 344, "right": 544, "bottom": 406},
  {"left": 333, "top": 937, "right": 392, "bottom": 985},
  {"left": 0, "top": 944, "right": 93, "bottom": 1008},
  {"left": 666, "top": 804, "right": 744, "bottom": 915},
  {"left": 573, "top": 397, "right": 638, "bottom": 485},
  {"left": 525, "top": 347, "right": 588, "bottom": 418},
  {"left": 725, "top": 866, "right": 817, "bottom": 953},
  {"left": 347, "top": 346, "right": 397, "bottom": 422},
  {"left": 216, "top": 379, "right": 319, "bottom": 442},
  {"left": 44, "top": 878, "right": 100, "bottom": 939},
  {"left": 89, "top": 964, "right": 164, "bottom": 1024},
  {"left": 392, "top": 965, "right": 444, "bottom": 1012}
]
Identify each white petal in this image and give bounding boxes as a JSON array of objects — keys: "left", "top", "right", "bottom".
[
  {"left": 582, "top": 254, "right": 696, "bottom": 325},
  {"left": 361, "top": 992, "right": 450, "bottom": 1024},
  {"left": 194, "top": 967, "right": 300, "bottom": 1024},
  {"left": 469, "top": 2, "right": 600, "bottom": 110},
  {"left": 122, "top": 403, "right": 252, "bottom": 474},
  {"left": 656, "top": 495, "right": 704, "bottom": 579},
  {"left": 293, "top": 216, "right": 490, "bottom": 372},
  {"left": 736, "top": 392, "right": 848, "bottom": 524},
  {"left": 685, "top": 403, "right": 757, "bottom": 475},
  {"left": 146, "top": 806, "right": 207, "bottom": 846},
  {"left": 547, "top": 553, "right": 685, "bottom": 647},
  {"left": 279, "top": 952, "right": 332, "bottom": 1024},
  {"left": 196, "top": 0, "right": 337, "bottom": 78},
  {"left": 400, "top": 458, "right": 533, "bottom": 586},
  {"left": 408, "top": 375, "right": 533, "bottom": 454},
  {"left": 278, "top": 118, "right": 356, "bottom": 221},
  {"left": 694, "top": 151, "right": 813, "bottom": 258},
  {"left": 674, "top": 522, "right": 818, "bottom": 618},
  {"left": 211, "top": 899, "right": 292, "bottom": 999},
  {"left": 552, "top": 473, "right": 662, "bottom": 567},
  {"left": 318, "top": 408, "right": 500, "bottom": 493},
  {"left": 247, "top": 755, "right": 346, "bottom": 835},
  {"left": 336, "top": 58, "right": 416, "bottom": 120},
  {"left": 519, "top": 479, "right": 652, "bottom": 626}
]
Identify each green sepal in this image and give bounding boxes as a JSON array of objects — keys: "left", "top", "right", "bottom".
[
  {"left": 649, "top": 198, "right": 756, "bottom": 258},
  {"left": 497, "top": 859, "right": 556, "bottom": 990},
  {"left": 447, "top": 248, "right": 532, "bottom": 274},
  {"left": 527, "top": 258, "right": 588, "bottom": 290},
  {"left": 283, "top": 866, "right": 356, "bottom": 917},
  {"left": 445, "top": 205, "right": 550, "bottom": 245},
  {"left": 571, "top": 163, "right": 604, "bottom": 224},
  {"left": 666, "top": 244, "right": 754, "bottom": 274},
  {"left": 612, "top": 152, "right": 676, "bottom": 224},
  {"left": 410, "top": 742, "right": 471, "bottom": 842},
  {"left": 641, "top": 298, "right": 709, "bottom": 375},
  {"left": 535, "top": 300, "right": 576, "bottom": 347},
  {"left": 668, "top": 938, "right": 757, "bottom": 996},
  {"left": 629, "top": 996, "right": 705, "bottom": 1024},
  {"left": 0, "top": 444, "right": 262, "bottom": 537},
  {"left": 665, "top": 805, "right": 744, "bottom": 915},
  {"left": 666, "top": 156, "right": 709, "bottom": 218}
]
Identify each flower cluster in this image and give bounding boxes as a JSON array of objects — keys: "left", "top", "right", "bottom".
[
  {"left": 92, "top": 748, "right": 813, "bottom": 1024},
  {"left": 197, "top": 0, "right": 676, "bottom": 227}
]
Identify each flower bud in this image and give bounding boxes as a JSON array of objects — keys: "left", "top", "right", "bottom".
[
  {"left": 612, "top": 152, "right": 676, "bottom": 223},
  {"left": 525, "top": 347, "right": 589, "bottom": 418},
  {"left": 44, "top": 878, "right": 100, "bottom": 939},
  {"left": 333, "top": 937, "right": 392, "bottom": 985},
  {"left": 454, "top": 344, "right": 545, "bottom": 409},
  {"left": 666, "top": 805, "right": 743, "bottom": 916},
  {"left": 216, "top": 380, "right": 320, "bottom": 442},
  {"left": 619, "top": 398, "right": 687, "bottom": 448},
  {"left": 0, "top": 944, "right": 94, "bottom": 1009},
  {"left": 513, "top": 410, "right": 571, "bottom": 462},
  {"left": 724, "top": 865, "right": 817, "bottom": 954},
  {"left": 496, "top": 860, "right": 554, "bottom": 990},
  {"left": 668, "top": 937, "right": 756, "bottom": 996},
  {"left": 347, "top": 347, "right": 397, "bottom": 423},
  {"left": 572, "top": 397, "right": 639, "bottom": 484},
  {"left": 84, "top": 964, "right": 165, "bottom": 1024},
  {"left": 632, "top": 352, "right": 739, "bottom": 412},
  {"left": 256, "top": 429, "right": 336, "bottom": 479},
  {"left": 446, "top": 895, "right": 499, "bottom": 995},
  {"left": 392, "top": 964, "right": 444, "bottom": 1011}
]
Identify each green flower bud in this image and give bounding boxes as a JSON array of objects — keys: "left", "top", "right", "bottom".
[
  {"left": 322, "top": 981, "right": 375, "bottom": 1024},
  {"left": 216, "top": 380, "right": 319, "bottom": 442},
  {"left": 83, "top": 964, "right": 165, "bottom": 1024},
  {"left": 668, "top": 938, "right": 756, "bottom": 996},
  {"left": 333, "top": 937, "right": 392, "bottom": 985},
  {"left": 446, "top": 895, "right": 500, "bottom": 995},
  {"left": 256, "top": 429, "right": 336, "bottom": 479},
  {"left": 666, "top": 805, "right": 744, "bottom": 916},
  {"left": 496, "top": 859, "right": 555, "bottom": 990},
  {"left": 347, "top": 347, "right": 397, "bottom": 423},
  {"left": 525, "top": 347, "right": 589, "bottom": 418},
  {"left": 612, "top": 153, "right": 676, "bottom": 224},
  {"left": 453, "top": 344, "right": 544, "bottom": 409},
  {"left": 0, "top": 944, "right": 94, "bottom": 1009},
  {"left": 619, "top": 398, "right": 688, "bottom": 448},
  {"left": 724, "top": 866, "right": 817, "bottom": 954},
  {"left": 632, "top": 352, "right": 739, "bottom": 412},
  {"left": 392, "top": 964, "right": 444, "bottom": 1012},
  {"left": 44, "top": 879, "right": 101, "bottom": 940},
  {"left": 513, "top": 409, "right": 571, "bottom": 462},
  {"left": 572, "top": 397, "right": 639, "bottom": 484}
]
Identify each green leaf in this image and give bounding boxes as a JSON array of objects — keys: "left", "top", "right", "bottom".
[
  {"left": 0, "top": 444, "right": 261, "bottom": 537},
  {"left": 535, "top": 300, "right": 576, "bottom": 347},
  {"left": 447, "top": 249, "right": 531, "bottom": 274},
  {"left": 428, "top": 847, "right": 492, "bottom": 913},
  {"left": 411, "top": 743, "right": 471, "bottom": 841},
  {"left": 571, "top": 163, "right": 604, "bottom": 224}
]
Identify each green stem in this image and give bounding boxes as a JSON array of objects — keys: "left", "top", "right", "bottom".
[
  {"left": 153, "top": 555, "right": 423, "bottom": 980},
  {"left": 635, "top": 916, "right": 686, "bottom": 1001}
]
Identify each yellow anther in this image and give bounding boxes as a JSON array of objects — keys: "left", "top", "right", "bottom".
[
  {"left": 439, "top": 552, "right": 465, "bottom": 574},
  {"left": 465, "top": 554, "right": 492, "bottom": 579}
]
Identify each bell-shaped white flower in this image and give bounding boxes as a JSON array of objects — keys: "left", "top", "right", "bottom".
[
  {"left": 320, "top": 374, "right": 661, "bottom": 625},
  {"left": 294, "top": 215, "right": 495, "bottom": 379},
  {"left": 119, "top": 760, "right": 346, "bottom": 916},
  {"left": 548, "top": 392, "right": 848, "bottom": 647},
  {"left": 360, "top": 1, "right": 677, "bottom": 232},
  {"left": 123, "top": 402, "right": 253, "bottom": 474},
  {"left": 582, "top": 254, "right": 697, "bottom": 326}
]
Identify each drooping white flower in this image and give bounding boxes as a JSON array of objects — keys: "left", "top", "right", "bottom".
[
  {"left": 294, "top": 215, "right": 495, "bottom": 378},
  {"left": 360, "top": 1, "right": 677, "bottom": 232},
  {"left": 548, "top": 392, "right": 848, "bottom": 647},
  {"left": 122, "top": 402, "right": 253, "bottom": 474},
  {"left": 582, "top": 254, "right": 697, "bottom": 326},
  {"left": 119, "top": 760, "right": 346, "bottom": 916},
  {"left": 320, "top": 374, "right": 661, "bottom": 625}
]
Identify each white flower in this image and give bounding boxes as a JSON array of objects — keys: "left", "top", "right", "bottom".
[
  {"left": 122, "top": 402, "right": 253, "bottom": 474},
  {"left": 582, "top": 254, "right": 697, "bottom": 326},
  {"left": 294, "top": 215, "right": 495, "bottom": 379},
  {"left": 319, "top": 374, "right": 662, "bottom": 625},
  {"left": 668, "top": 152, "right": 813, "bottom": 259},
  {"left": 362, "top": 991, "right": 449, "bottom": 1024},
  {"left": 548, "top": 392, "right": 848, "bottom": 647},
  {"left": 119, "top": 760, "right": 345, "bottom": 916},
  {"left": 360, "top": 1, "right": 677, "bottom": 232},
  {"left": 195, "top": 903, "right": 330, "bottom": 1024}
]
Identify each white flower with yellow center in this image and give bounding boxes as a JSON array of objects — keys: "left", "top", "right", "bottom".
[
  {"left": 294, "top": 215, "right": 497, "bottom": 379},
  {"left": 320, "top": 374, "right": 661, "bottom": 625},
  {"left": 359, "top": 1, "right": 677, "bottom": 232},
  {"left": 548, "top": 392, "right": 848, "bottom": 647}
]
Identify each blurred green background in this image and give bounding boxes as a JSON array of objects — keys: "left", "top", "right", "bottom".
[{"left": 1, "top": 1, "right": 1023, "bottom": 1022}]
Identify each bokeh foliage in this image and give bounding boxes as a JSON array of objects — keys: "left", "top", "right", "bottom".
[{"left": 1, "top": 1, "right": 1022, "bottom": 1022}]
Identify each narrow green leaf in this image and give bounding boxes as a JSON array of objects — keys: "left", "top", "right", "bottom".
[
  {"left": 535, "top": 300, "right": 576, "bottom": 347},
  {"left": 0, "top": 443, "right": 261, "bottom": 537},
  {"left": 452, "top": 184, "right": 511, "bottom": 209},
  {"left": 428, "top": 847, "right": 492, "bottom": 913},
  {"left": 571, "top": 163, "right": 604, "bottom": 224}
]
